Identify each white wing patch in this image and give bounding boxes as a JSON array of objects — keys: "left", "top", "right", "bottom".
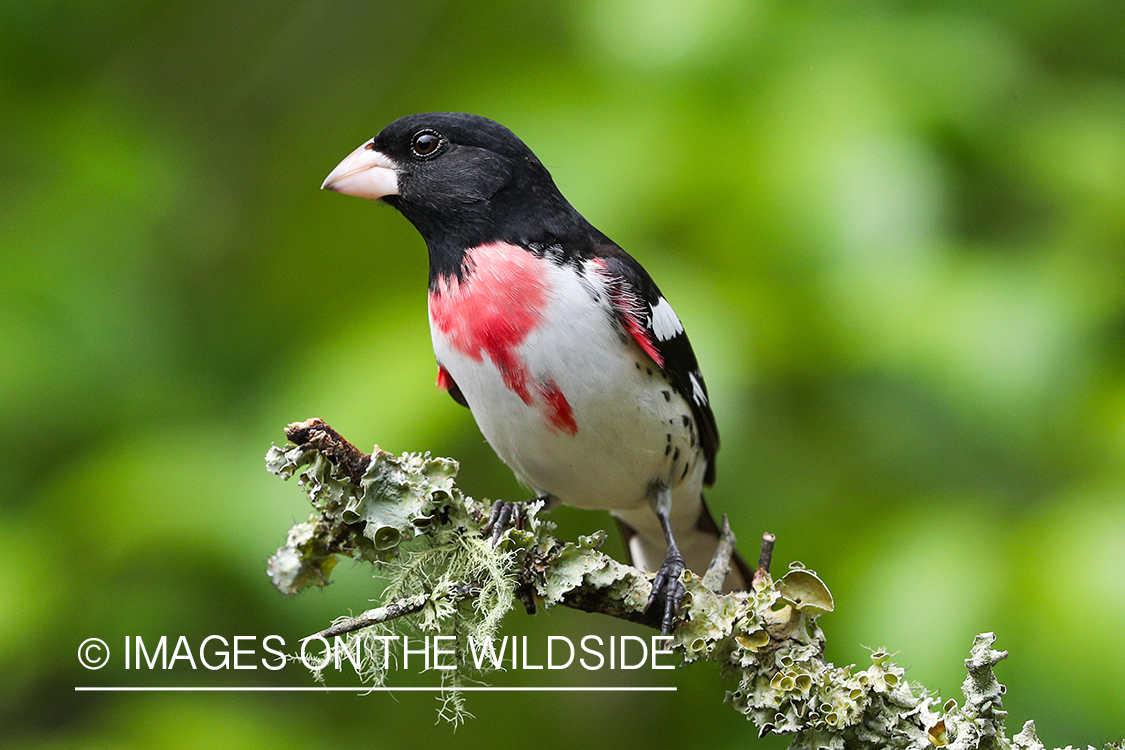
[
  {"left": 649, "top": 297, "right": 684, "bottom": 341},
  {"left": 689, "top": 371, "right": 708, "bottom": 406}
]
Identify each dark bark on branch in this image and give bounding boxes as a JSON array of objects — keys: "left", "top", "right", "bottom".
[
  {"left": 285, "top": 418, "right": 371, "bottom": 487},
  {"left": 753, "top": 531, "right": 776, "bottom": 589}
]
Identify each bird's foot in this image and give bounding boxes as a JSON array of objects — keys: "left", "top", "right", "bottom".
[
  {"left": 644, "top": 546, "right": 687, "bottom": 635},
  {"left": 481, "top": 499, "right": 524, "bottom": 545},
  {"left": 482, "top": 495, "right": 555, "bottom": 545}
]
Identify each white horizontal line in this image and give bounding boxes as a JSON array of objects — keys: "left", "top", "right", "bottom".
[{"left": 75, "top": 686, "right": 676, "bottom": 692}]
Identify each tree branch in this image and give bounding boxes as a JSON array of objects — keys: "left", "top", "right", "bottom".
[
  {"left": 284, "top": 418, "right": 371, "bottom": 486},
  {"left": 757, "top": 531, "right": 776, "bottom": 578},
  {"left": 303, "top": 593, "right": 429, "bottom": 642},
  {"left": 265, "top": 419, "right": 1121, "bottom": 750},
  {"left": 302, "top": 583, "right": 481, "bottom": 642},
  {"left": 701, "top": 513, "right": 737, "bottom": 591}
]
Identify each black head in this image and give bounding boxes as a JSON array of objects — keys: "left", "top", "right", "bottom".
[{"left": 323, "top": 113, "right": 596, "bottom": 275}]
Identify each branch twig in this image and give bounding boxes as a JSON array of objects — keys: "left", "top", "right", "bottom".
[
  {"left": 753, "top": 531, "right": 776, "bottom": 589},
  {"left": 285, "top": 417, "right": 371, "bottom": 486},
  {"left": 702, "top": 513, "right": 737, "bottom": 591},
  {"left": 303, "top": 595, "right": 428, "bottom": 642},
  {"left": 302, "top": 583, "right": 481, "bottom": 642}
]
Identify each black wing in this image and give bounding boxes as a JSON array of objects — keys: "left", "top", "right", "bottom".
[{"left": 592, "top": 245, "right": 720, "bottom": 485}]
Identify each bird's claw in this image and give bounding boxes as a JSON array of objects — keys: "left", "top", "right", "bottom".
[
  {"left": 644, "top": 547, "right": 687, "bottom": 635},
  {"left": 481, "top": 500, "right": 523, "bottom": 545}
]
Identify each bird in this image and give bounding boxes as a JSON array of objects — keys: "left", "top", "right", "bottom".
[{"left": 321, "top": 112, "right": 750, "bottom": 633}]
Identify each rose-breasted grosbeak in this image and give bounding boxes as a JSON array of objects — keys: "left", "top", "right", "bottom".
[{"left": 322, "top": 113, "right": 749, "bottom": 633}]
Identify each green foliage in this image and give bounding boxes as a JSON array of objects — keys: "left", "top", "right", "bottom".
[{"left": 5, "top": 0, "right": 1125, "bottom": 748}]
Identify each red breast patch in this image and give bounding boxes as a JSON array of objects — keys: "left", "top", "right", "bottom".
[{"left": 430, "top": 243, "right": 577, "bottom": 435}]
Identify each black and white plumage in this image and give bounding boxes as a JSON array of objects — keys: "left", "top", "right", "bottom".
[{"left": 321, "top": 113, "right": 749, "bottom": 633}]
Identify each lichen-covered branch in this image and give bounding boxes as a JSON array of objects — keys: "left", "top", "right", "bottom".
[{"left": 265, "top": 419, "right": 1120, "bottom": 749}]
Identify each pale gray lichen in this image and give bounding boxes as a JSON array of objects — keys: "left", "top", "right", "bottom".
[
  {"left": 265, "top": 517, "right": 338, "bottom": 595},
  {"left": 266, "top": 441, "right": 356, "bottom": 515},
  {"left": 1013, "top": 720, "right": 1048, "bottom": 750}
]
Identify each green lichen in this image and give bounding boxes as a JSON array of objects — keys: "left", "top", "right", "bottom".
[
  {"left": 776, "top": 566, "right": 835, "bottom": 616},
  {"left": 945, "top": 633, "right": 1010, "bottom": 750},
  {"left": 537, "top": 530, "right": 626, "bottom": 604},
  {"left": 266, "top": 441, "right": 356, "bottom": 516}
]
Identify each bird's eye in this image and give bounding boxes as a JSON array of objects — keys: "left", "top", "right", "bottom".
[{"left": 411, "top": 130, "right": 444, "bottom": 158}]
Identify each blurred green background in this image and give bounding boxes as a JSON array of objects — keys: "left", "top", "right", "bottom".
[{"left": 3, "top": 0, "right": 1124, "bottom": 747}]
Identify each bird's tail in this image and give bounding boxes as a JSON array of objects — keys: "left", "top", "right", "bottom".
[{"left": 613, "top": 494, "right": 753, "bottom": 592}]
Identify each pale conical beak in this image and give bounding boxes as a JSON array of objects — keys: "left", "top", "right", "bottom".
[{"left": 321, "top": 139, "right": 400, "bottom": 199}]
